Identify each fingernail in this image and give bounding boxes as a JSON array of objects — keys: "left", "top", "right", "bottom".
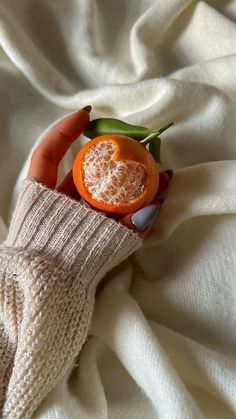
[
  {"left": 131, "top": 204, "right": 159, "bottom": 231},
  {"left": 156, "top": 196, "right": 166, "bottom": 204},
  {"left": 81, "top": 105, "right": 92, "bottom": 113},
  {"left": 165, "top": 169, "right": 173, "bottom": 179}
]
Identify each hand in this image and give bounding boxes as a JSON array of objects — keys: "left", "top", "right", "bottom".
[{"left": 28, "top": 108, "right": 172, "bottom": 238}]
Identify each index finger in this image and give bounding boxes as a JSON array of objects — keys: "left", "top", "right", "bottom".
[{"left": 28, "top": 108, "right": 90, "bottom": 188}]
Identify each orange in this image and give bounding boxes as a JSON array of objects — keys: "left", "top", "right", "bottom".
[{"left": 72, "top": 134, "right": 159, "bottom": 215}]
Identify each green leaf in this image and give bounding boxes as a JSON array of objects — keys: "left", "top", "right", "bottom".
[
  {"left": 84, "top": 118, "right": 151, "bottom": 139},
  {"left": 84, "top": 118, "right": 174, "bottom": 141},
  {"left": 149, "top": 136, "right": 161, "bottom": 164}
]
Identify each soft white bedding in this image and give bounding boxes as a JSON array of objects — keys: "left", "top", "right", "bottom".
[{"left": 0, "top": 1, "right": 236, "bottom": 417}]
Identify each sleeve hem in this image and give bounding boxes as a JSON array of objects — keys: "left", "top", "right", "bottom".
[{"left": 4, "top": 177, "right": 143, "bottom": 280}]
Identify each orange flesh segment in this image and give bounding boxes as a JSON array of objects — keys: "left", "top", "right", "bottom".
[{"left": 82, "top": 141, "right": 146, "bottom": 204}]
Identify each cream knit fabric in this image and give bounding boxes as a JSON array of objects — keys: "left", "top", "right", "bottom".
[
  {"left": 1, "top": 1, "right": 236, "bottom": 418},
  {"left": 0, "top": 177, "right": 142, "bottom": 419}
]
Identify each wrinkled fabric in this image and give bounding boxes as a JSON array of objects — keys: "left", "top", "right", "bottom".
[{"left": 0, "top": 1, "right": 236, "bottom": 418}]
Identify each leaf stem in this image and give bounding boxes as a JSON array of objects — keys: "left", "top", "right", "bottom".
[
  {"left": 139, "top": 132, "right": 159, "bottom": 145},
  {"left": 140, "top": 122, "right": 174, "bottom": 145},
  {"left": 156, "top": 122, "right": 174, "bottom": 135}
]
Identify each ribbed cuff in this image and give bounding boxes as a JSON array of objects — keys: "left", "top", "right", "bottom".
[{"left": 5, "top": 178, "right": 142, "bottom": 285}]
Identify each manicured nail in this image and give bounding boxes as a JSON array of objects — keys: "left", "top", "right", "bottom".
[
  {"left": 81, "top": 105, "right": 92, "bottom": 113},
  {"left": 131, "top": 204, "right": 159, "bottom": 231},
  {"left": 165, "top": 169, "right": 173, "bottom": 179},
  {"left": 156, "top": 196, "right": 166, "bottom": 204}
]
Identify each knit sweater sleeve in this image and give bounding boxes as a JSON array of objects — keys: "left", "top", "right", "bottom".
[{"left": 0, "top": 177, "right": 143, "bottom": 419}]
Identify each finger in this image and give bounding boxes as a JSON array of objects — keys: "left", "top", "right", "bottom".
[
  {"left": 28, "top": 107, "right": 91, "bottom": 189},
  {"left": 56, "top": 170, "right": 81, "bottom": 201},
  {"left": 157, "top": 169, "right": 173, "bottom": 195},
  {"left": 118, "top": 202, "right": 161, "bottom": 238},
  {"left": 153, "top": 196, "right": 166, "bottom": 204}
]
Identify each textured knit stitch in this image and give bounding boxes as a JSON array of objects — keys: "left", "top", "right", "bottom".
[{"left": 0, "top": 177, "right": 143, "bottom": 418}]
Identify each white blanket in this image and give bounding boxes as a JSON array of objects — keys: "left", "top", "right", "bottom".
[{"left": 1, "top": 1, "right": 236, "bottom": 418}]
